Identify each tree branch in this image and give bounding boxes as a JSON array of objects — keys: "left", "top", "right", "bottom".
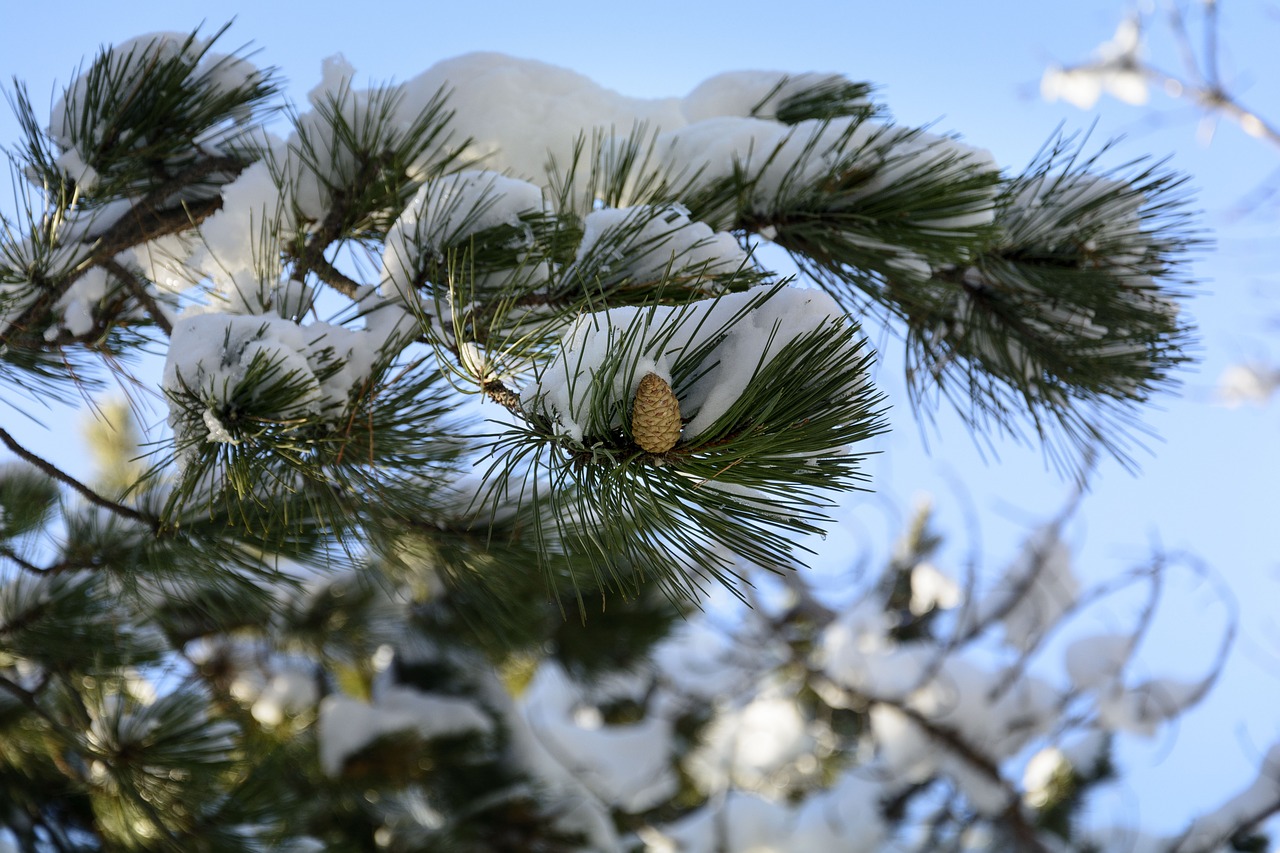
[
  {"left": 894, "top": 704, "right": 1053, "bottom": 853},
  {"left": 103, "top": 257, "right": 173, "bottom": 336},
  {"left": 0, "top": 427, "right": 157, "bottom": 531},
  {"left": 0, "top": 154, "right": 249, "bottom": 348}
]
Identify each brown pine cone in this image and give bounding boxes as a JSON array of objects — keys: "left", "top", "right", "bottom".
[{"left": 632, "top": 372, "right": 682, "bottom": 453}]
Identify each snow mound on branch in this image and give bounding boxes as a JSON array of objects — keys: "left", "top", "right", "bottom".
[
  {"left": 1007, "top": 171, "right": 1157, "bottom": 276},
  {"left": 316, "top": 685, "right": 492, "bottom": 776},
  {"left": 163, "top": 313, "right": 383, "bottom": 446},
  {"left": 685, "top": 693, "right": 814, "bottom": 795},
  {"left": 381, "top": 169, "right": 546, "bottom": 299},
  {"left": 650, "top": 617, "right": 761, "bottom": 700},
  {"left": 386, "top": 52, "right": 981, "bottom": 219},
  {"left": 571, "top": 204, "right": 748, "bottom": 286},
  {"left": 49, "top": 31, "right": 264, "bottom": 175},
  {"left": 650, "top": 777, "right": 887, "bottom": 853},
  {"left": 46, "top": 267, "right": 110, "bottom": 339},
  {"left": 909, "top": 561, "right": 961, "bottom": 615},
  {"left": 682, "top": 70, "right": 859, "bottom": 122},
  {"left": 819, "top": 595, "right": 1061, "bottom": 816},
  {"left": 396, "top": 52, "right": 686, "bottom": 185},
  {"left": 1065, "top": 632, "right": 1132, "bottom": 691},
  {"left": 519, "top": 662, "right": 679, "bottom": 813},
  {"left": 522, "top": 285, "right": 856, "bottom": 445}
]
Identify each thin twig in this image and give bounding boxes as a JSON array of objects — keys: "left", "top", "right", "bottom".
[
  {"left": 301, "top": 250, "right": 363, "bottom": 298},
  {"left": 103, "top": 257, "right": 173, "bottom": 336},
  {"left": 0, "top": 675, "right": 52, "bottom": 720},
  {"left": 0, "top": 427, "right": 157, "bottom": 530},
  {"left": 1166, "top": 1, "right": 1206, "bottom": 84},
  {"left": 1203, "top": 0, "right": 1222, "bottom": 89},
  {"left": 894, "top": 704, "right": 1054, "bottom": 853}
]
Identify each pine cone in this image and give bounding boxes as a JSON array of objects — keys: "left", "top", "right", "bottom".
[{"left": 632, "top": 373, "right": 682, "bottom": 453}]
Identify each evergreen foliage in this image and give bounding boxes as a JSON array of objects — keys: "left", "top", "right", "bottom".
[{"left": 0, "top": 24, "right": 1268, "bottom": 853}]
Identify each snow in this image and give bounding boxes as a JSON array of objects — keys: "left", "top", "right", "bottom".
[
  {"left": 0, "top": 204, "right": 132, "bottom": 332},
  {"left": 916, "top": 659, "right": 1057, "bottom": 760},
  {"left": 1000, "top": 169, "right": 1171, "bottom": 329},
  {"left": 381, "top": 169, "right": 546, "bottom": 301},
  {"left": 0, "top": 33, "right": 1245, "bottom": 852},
  {"left": 819, "top": 599, "right": 934, "bottom": 701},
  {"left": 47, "top": 266, "right": 109, "bottom": 339},
  {"left": 49, "top": 31, "right": 264, "bottom": 163},
  {"left": 682, "top": 71, "right": 858, "bottom": 123},
  {"left": 655, "top": 115, "right": 792, "bottom": 199},
  {"left": 191, "top": 161, "right": 287, "bottom": 312},
  {"left": 686, "top": 694, "right": 814, "bottom": 794},
  {"left": 1022, "top": 746, "right": 1068, "bottom": 808},
  {"left": 1170, "top": 743, "right": 1280, "bottom": 852},
  {"left": 820, "top": 585, "right": 1073, "bottom": 820},
  {"left": 316, "top": 685, "right": 493, "bottom": 776},
  {"left": 51, "top": 32, "right": 202, "bottom": 147},
  {"left": 54, "top": 148, "right": 100, "bottom": 191},
  {"left": 250, "top": 669, "right": 318, "bottom": 728},
  {"left": 201, "top": 408, "right": 236, "bottom": 444},
  {"left": 655, "top": 117, "right": 996, "bottom": 228},
  {"left": 195, "top": 49, "right": 266, "bottom": 115},
  {"left": 1216, "top": 361, "right": 1280, "bottom": 407},
  {"left": 523, "top": 284, "right": 858, "bottom": 445},
  {"left": 1097, "top": 676, "right": 1204, "bottom": 736},
  {"left": 520, "top": 662, "right": 679, "bottom": 812},
  {"left": 572, "top": 204, "right": 749, "bottom": 288},
  {"left": 651, "top": 790, "right": 791, "bottom": 853},
  {"left": 908, "top": 561, "right": 961, "bottom": 616},
  {"left": 650, "top": 617, "right": 756, "bottom": 700},
  {"left": 278, "top": 50, "right": 998, "bottom": 255},
  {"left": 165, "top": 313, "right": 318, "bottom": 415},
  {"left": 1064, "top": 632, "right": 1133, "bottom": 692},
  {"left": 395, "top": 52, "right": 686, "bottom": 185},
  {"left": 649, "top": 775, "right": 887, "bottom": 853},
  {"left": 869, "top": 701, "right": 1019, "bottom": 817},
  {"left": 122, "top": 233, "right": 201, "bottom": 296},
  {"left": 271, "top": 278, "right": 316, "bottom": 321},
  {"left": 869, "top": 702, "right": 934, "bottom": 782},
  {"left": 307, "top": 54, "right": 356, "bottom": 107},
  {"left": 984, "top": 524, "right": 1079, "bottom": 652},
  {"left": 163, "top": 312, "right": 389, "bottom": 454},
  {"left": 1041, "top": 17, "right": 1149, "bottom": 110},
  {"left": 477, "top": 665, "right": 623, "bottom": 852}
]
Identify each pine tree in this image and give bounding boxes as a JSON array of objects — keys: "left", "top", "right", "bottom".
[{"left": 0, "top": 24, "right": 1271, "bottom": 853}]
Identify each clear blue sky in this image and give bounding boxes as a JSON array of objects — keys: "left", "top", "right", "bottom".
[{"left": 1, "top": 0, "right": 1276, "bottom": 840}]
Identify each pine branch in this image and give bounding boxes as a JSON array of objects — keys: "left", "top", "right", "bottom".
[
  {"left": 0, "top": 190, "right": 229, "bottom": 358},
  {"left": 0, "top": 544, "right": 97, "bottom": 576},
  {"left": 488, "top": 284, "right": 886, "bottom": 601},
  {"left": 284, "top": 153, "right": 396, "bottom": 300},
  {"left": 0, "top": 427, "right": 157, "bottom": 531}
]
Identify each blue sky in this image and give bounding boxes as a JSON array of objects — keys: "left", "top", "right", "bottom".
[{"left": 1, "top": 0, "right": 1277, "bottom": 840}]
